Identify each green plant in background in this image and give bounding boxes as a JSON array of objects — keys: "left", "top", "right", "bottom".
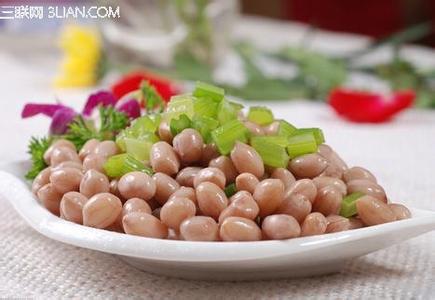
[
  {"left": 171, "top": 0, "right": 215, "bottom": 83},
  {"left": 96, "top": 0, "right": 435, "bottom": 108},
  {"left": 273, "top": 46, "right": 347, "bottom": 100},
  {"left": 174, "top": 0, "right": 213, "bottom": 65},
  {"left": 342, "top": 22, "right": 435, "bottom": 108},
  {"left": 167, "top": 4, "right": 435, "bottom": 107}
]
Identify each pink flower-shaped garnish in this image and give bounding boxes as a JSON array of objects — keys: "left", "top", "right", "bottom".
[
  {"left": 116, "top": 98, "right": 141, "bottom": 119},
  {"left": 82, "top": 90, "right": 117, "bottom": 116}
]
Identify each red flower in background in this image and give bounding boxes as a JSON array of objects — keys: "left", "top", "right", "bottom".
[
  {"left": 111, "top": 71, "right": 180, "bottom": 101},
  {"left": 329, "top": 89, "right": 415, "bottom": 123}
]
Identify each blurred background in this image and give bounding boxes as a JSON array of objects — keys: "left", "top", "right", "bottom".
[
  {"left": 243, "top": 0, "right": 435, "bottom": 45},
  {"left": 2, "top": 0, "right": 435, "bottom": 109},
  {"left": 2, "top": 0, "right": 435, "bottom": 161}
]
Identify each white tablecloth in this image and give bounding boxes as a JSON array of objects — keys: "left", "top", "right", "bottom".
[{"left": 1, "top": 17, "right": 434, "bottom": 299}]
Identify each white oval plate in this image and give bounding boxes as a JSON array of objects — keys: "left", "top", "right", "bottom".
[{"left": 1, "top": 161, "right": 435, "bottom": 281}]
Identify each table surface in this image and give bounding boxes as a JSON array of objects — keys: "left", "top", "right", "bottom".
[{"left": 1, "top": 16, "right": 434, "bottom": 299}]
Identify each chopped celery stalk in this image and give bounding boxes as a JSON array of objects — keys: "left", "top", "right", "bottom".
[
  {"left": 340, "top": 192, "right": 365, "bottom": 218},
  {"left": 137, "top": 132, "right": 160, "bottom": 143},
  {"left": 164, "top": 94, "right": 194, "bottom": 121},
  {"left": 247, "top": 106, "right": 274, "bottom": 125},
  {"left": 229, "top": 101, "right": 244, "bottom": 111},
  {"left": 224, "top": 183, "right": 237, "bottom": 197},
  {"left": 130, "top": 114, "right": 161, "bottom": 136},
  {"left": 193, "top": 81, "right": 224, "bottom": 103},
  {"left": 170, "top": 114, "right": 191, "bottom": 136},
  {"left": 217, "top": 99, "right": 243, "bottom": 125},
  {"left": 116, "top": 116, "right": 161, "bottom": 152},
  {"left": 251, "top": 135, "right": 289, "bottom": 147},
  {"left": 251, "top": 136, "right": 289, "bottom": 168},
  {"left": 277, "top": 120, "right": 297, "bottom": 137},
  {"left": 292, "top": 128, "right": 325, "bottom": 145},
  {"left": 115, "top": 130, "right": 127, "bottom": 152},
  {"left": 211, "top": 119, "right": 249, "bottom": 155},
  {"left": 192, "top": 116, "right": 219, "bottom": 143},
  {"left": 193, "top": 97, "right": 218, "bottom": 118},
  {"left": 104, "top": 153, "right": 153, "bottom": 178},
  {"left": 125, "top": 138, "right": 153, "bottom": 162},
  {"left": 115, "top": 128, "right": 135, "bottom": 152},
  {"left": 287, "top": 133, "right": 318, "bottom": 158}
]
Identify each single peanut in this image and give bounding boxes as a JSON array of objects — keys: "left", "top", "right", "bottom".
[
  {"left": 219, "top": 217, "right": 262, "bottom": 241},
  {"left": 60, "top": 192, "right": 88, "bottom": 224},
  {"left": 301, "top": 212, "right": 328, "bottom": 236},
  {"left": 253, "top": 179, "right": 285, "bottom": 217},
  {"left": 288, "top": 153, "right": 328, "bottom": 179},
  {"left": 262, "top": 214, "right": 301, "bottom": 240},
  {"left": 356, "top": 195, "right": 396, "bottom": 226},
  {"left": 235, "top": 173, "right": 259, "bottom": 194},
  {"left": 152, "top": 172, "right": 180, "bottom": 205},
  {"left": 180, "top": 216, "right": 219, "bottom": 241},
  {"left": 230, "top": 142, "right": 264, "bottom": 178},
  {"left": 82, "top": 193, "right": 122, "bottom": 228}
]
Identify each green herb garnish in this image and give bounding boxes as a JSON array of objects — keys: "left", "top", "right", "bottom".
[
  {"left": 64, "top": 106, "right": 128, "bottom": 150},
  {"left": 25, "top": 136, "right": 52, "bottom": 180},
  {"left": 140, "top": 80, "right": 165, "bottom": 112}
]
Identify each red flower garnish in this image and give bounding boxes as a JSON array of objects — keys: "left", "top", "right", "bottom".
[
  {"left": 329, "top": 89, "right": 415, "bottom": 123},
  {"left": 111, "top": 71, "right": 180, "bottom": 101}
]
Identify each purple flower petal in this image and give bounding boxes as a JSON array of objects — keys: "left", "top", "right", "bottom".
[
  {"left": 21, "top": 103, "right": 70, "bottom": 118},
  {"left": 49, "top": 107, "right": 77, "bottom": 135},
  {"left": 82, "top": 90, "right": 117, "bottom": 116},
  {"left": 116, "top": 98, "right": 141, "bottom": 119}
]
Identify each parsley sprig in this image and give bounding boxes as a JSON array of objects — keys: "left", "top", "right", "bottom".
[
  {"left": 25, "top": 136, "right": 52, "bottom": 180},
  {"left": 140, "top": 81, "right": 165, "bottom": 112},
  {"left": 26, "top": 106, "right": 129, "bottom": 180},
  {"left": 64, "top": 106, "right": 129, "bottom": 149}
]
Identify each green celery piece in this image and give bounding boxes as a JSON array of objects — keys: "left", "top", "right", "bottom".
[
  {"left": 287, "top": 133, "right": 318, "bottom": 159},
  {"left": 229, "top": 101, "right": 244, "bottom": 111},
  {"left": 251, "top": 136, "right": 289, "bottom": 168},
  {"left": 224, "top": 183, "right": 237, "bottom": 198},
  {"left": 115, "top": 131, "right": 127, "bottom": 152},
  {"left": 115, "top": 114, "right": 161, "bottom": 152},
  {"left": 170, "top": 114, "right": 192, "bottom": 136},
  {"left": 277, "top": 120, "right": 297, "bottom": 137},
  {"left": 124, "top": 138, "right": 154, "bottom": 162},
  {"left": 292, "top": 128, "right": 325, "bottom": 145},
  {"left": 129, "top": 114, "right": 161, "bottom": 136},
  {"left": 251, "top": 135, "right": 289, "bottom": 147},
  {"left": 192, "top": 116, "right": 219, "bottom": 143},
  {"left": 340, "top": 192, "right": 365, "bottom": 218},
  {"left": 247, "top": 106, "right": 274, "bottom": 125},
  {"left": 217, "top": 99, "right": 243, "bottom": 125},
  {"left": 193, "top": 96, "right": 218, "bottom": 118},
  {"left": 115, "top": 128, "right": 134, "bottom": 152},
  {"left": 164, "top": 94, "right": 194, "bottom": 121},
  {"left": 211, "top": 119, "right": 249, "bottom": 155},
  {"left": 104, "top": 153, "right": 153, "bottom": 178},
  {"left": 137, "top": 132, "right": 160, "bottom": 143},
  {"left": 193, "top": 81, "right": 225, "bottom": 103}
]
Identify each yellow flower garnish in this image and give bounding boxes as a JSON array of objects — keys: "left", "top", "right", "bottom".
[{"left": 54, "top": 24, "right": 102, "bottom": 88}]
